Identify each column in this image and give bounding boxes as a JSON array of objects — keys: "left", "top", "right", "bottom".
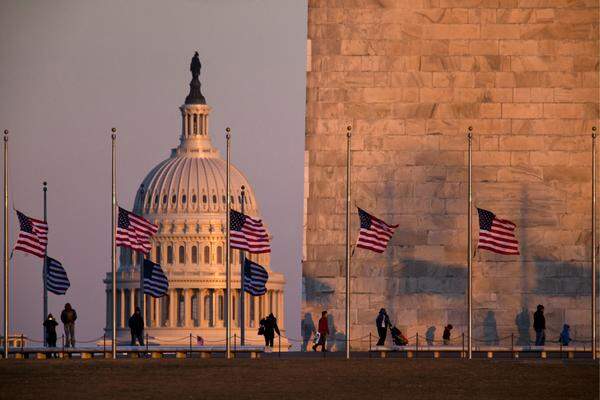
[
  {"left": 198, "top": 289, "right": 204, "bottom": 327},
  {"left": 149, "top": 297, "right": 156, "bottom": 327},
  {"left": 105, "top": 289, "right": 110, "bottom": 329},
  {"left": 254, "top": 295, "right": 260, "bottom": 326},
  {"left": 279, "top": 291, "right": 285, "bottom": 326},
  {"left": 119, "top": 289, "right": 125, "bottom": 328},
  {"left": 156, "top": 295, "right": 162, "bottom": 327},
  {"left": 212, "top": 289, "right": 218, "bottom": 328},
  {"left": 184, "top": 289, "right": 192, "bottom": 327},
  {"left": 130, "top": 288, "right": 136, "bottom": 316},
  {"left": 169, "top": 289, "right": 176, "bottom": 327}
]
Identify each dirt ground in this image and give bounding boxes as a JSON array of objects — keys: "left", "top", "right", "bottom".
[{"left": 0, "top": 356, "right": 597, "bottom": 400}]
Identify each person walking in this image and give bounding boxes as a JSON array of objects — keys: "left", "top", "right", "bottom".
[
  {"left": 128, "top": 307, "right": 145, "bottom": 346},
  {"left": 60, "top": 303, "right": 77, "bottom": 348},
  {"left": 375, "top": 308, "right": 391, "bottom": 346},
  {"left": 533, "top": 304, "right": 546, "bottom": 346},
  {"left": 312, "top": 311, "right": 329, "bottom": 352},
  {"left": 442, "top": 324, "right": 453, "bottom": 345},
  {"left": 43, "top": 314, "right": 58, "bottom": 348},
  {"left": 559, "top": 324, "right": 571, "bottom": 346},
  {"left": 260, "top": 313, "right": 280, "bottom": 348}
]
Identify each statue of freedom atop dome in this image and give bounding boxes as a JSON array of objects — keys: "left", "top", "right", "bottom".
[{"left": 185, "top": 51, "right": 206, "bottom": 104}]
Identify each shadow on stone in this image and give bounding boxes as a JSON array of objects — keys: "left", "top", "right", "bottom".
[
  {"left": 301, "top": 312, "right": 315, "bottom": 352},
  {"left": 515, "top": 307, "right": 531, "bottom": 345},
  {"left": 426, "top": 326, "right": 436, "bottom": 345},
  {"left": 483, "top": 311, "right": 499, "bottom": 345}
]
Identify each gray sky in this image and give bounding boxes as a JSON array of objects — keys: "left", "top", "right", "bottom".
[{"left": 0, "top": 0, "right": 307, "bottom": 342}]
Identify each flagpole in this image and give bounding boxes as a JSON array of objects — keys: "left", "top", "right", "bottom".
[
  {"left": 225, "top": 127, "right": 232, "bottom": 359},
  {"left": 138, "top": 184, "right": 145, "bottom": 329},
  {"left": 240, "top": 185, "right": 246, "bottom": 347},
  {"left": 111, "top": 128, "right": 117, "bottom": 359},
  {"left": 467, "top": 126, "right": 473, "bottom": 360},
  {"left": 42, "top": 181, "right": 48, "bottom": 347},
  {"left": 592, "top": 126, "right": 597, "bottom": 360},
  {"left": 345, "top": 125, "right": 351, "bottom": 360},
  {"left": 3, "top": 130, "right": 8, "bottom": 359}
]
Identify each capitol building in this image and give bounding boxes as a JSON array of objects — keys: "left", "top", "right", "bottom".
[{"left": 104, "top": 54, "right": 287, "bottom": 346}]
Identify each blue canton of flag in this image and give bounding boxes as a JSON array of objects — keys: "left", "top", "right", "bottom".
[
  {"left": 45, "top": 257, "right": 70, "bottom": 295},
  {"left": 143, "top": 259, "right": 169, "bottom": 298},
  {"left": 243, "top": 259, "right": 268, "bottom": 296}
]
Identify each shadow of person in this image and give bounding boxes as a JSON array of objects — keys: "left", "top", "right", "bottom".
[
  {"left": 515, "top": 307, "right": 531, "bottom": 346},
  {"left": 326, "top": 314, "right": 346, "bottom": 352},
  {"left": 483, "top": 311, "right": 499, "bottom": 345},
  {"left": 426, "top": 326, "right": 436, "bottom": 345},
  {"left": 301, "top": 313, "right": 315, "bottom": 352}
]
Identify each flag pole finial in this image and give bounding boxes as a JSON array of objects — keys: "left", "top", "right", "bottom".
[
  {"left": 43, "top": 181, "right": 47, "bottom": 192},
  {"left": 3, "top": 130, "right": 8, "bottom": 142},
  {"left": 593, "top": 126, "right": 597, "bottom": 139},
  {"left": 347, "top": 125, "right": 352, "bottom": 138},
  {"left": 111, "top": 127, "right": 117, "bottom": 140},
  {"left": 467, "top": 126, "right": 473, "bottom": 140}
]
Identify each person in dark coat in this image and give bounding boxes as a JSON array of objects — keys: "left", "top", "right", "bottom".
[
  {"left": 43, "top": 314, "right": 58, "bottom": 347},
  {"left": 533, "top": 304, "right": 546, "bottom": 346},
  {"left": 442, "top": 324, "right": 453, "bottom": 345},
  {"left": 128, "top": 307, "right": 145, "bottom": 346},
  {"left": 60, "top": 303, "right": 77, "bottom": 348},
  {"left": 312, "top": 311, "right": 329, "bottom": 352},
  {"left": 259, "top": 313, "right": 281, "bottom": 348},
  {"left": 375, "top": 308, "right": 391, "bottom": 346}
]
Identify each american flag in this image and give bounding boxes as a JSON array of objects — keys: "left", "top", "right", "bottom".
[
  {"left": 230, "top": 209, "right": 271, "bottom": 254},
  {"left": 116, "top": 207, "right": 158, "bottom": 255},
  {"left": 356, "top": 207, "right": 398, "bottom": 253},
  {"left": 243, "top": 259, "right": 268, "bottom": 296},
  {"left": 142, "top": 259, "right": 169, "bottom": 298},
  {"left": 477, "top": 208, "right": 520, "bottom": 255},
  {"left": 45, "top": 257, "right": 70, "bottom": 295},
  {"left": 14, "top": 210, "right": 48, "bottom": 258}
]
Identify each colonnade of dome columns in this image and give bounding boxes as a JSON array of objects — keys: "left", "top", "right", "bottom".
[{"left": 106, "top": 287, "right": 284, "bottom": 330}]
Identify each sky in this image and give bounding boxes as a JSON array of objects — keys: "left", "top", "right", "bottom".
[{"left": 0, "top": 0, "right": 307, "bottom": 343}]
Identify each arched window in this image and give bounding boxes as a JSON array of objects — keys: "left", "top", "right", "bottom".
[
  {"left": 204, "top": 295, "right": 213, "bottom": 326},
  {"left": 216, "top": 246, "right": 223, "bottom": 264},
  {"left": 154, "top": 195, "right": 159, "bottom": 204},
  {"left": 203, "top": 246, "right": 210, "bottom": 264},
  {"left": 178, "top": 246, "right": 185, "bottom": 263},
  {"left": 162, "top": 195, "right": 167, "bottom": 204},
  {"left": 191, "top": 294, "right": 199, "bottom": 322},
  {"left": 202, "top": 195, "right": 207, "bottom": 203},
  {"left": 222, "top": 195, "right": 226, "bottom": 204},
  {"left": 172, "top": 195, "right": 177, "bottom": 204},
  {"left": 182, "top": 194, "right": 187, "bottom": 204},
  {"left": 191, "top": 246, "right": 198, "bottom": 264},
  {"left": 212, "top": 195, "right": 217, "bottom": 203},
  {"left": 192, "top": 194, "right": 197, "bottom": 203},
  {"left": 155, "top": 245, "right": 161, "bottom": 263},
  {"left": 167, "top": 246, "right": 173, "bottom": 264}
]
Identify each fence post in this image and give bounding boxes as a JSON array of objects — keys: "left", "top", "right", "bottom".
[
  {"left": 20, "top": 334, "right": 24, "bottom": 352},
  {"left": 416, "top": 332, "right": 419, "bottom": 358},
  {"left": 278, "top": 334, "right": 281, "bottom": 358},
  {"left": 462, "top": 332, "right": 465, "bottom": 358},
  {"left": 103, "top": 334, "right": 106, "bottom": 354},
  {"left": 234, "top": 333, "right": 237, "bottom": 355},
  {"left": 189, "top": 333, "right": 192, "bottom": 357},
  {"left": 369, "top": 332, "right": 372, "bottom": 358}
]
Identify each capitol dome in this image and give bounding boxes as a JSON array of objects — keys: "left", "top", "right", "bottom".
[{"left": 104, "top": 54, "right": 287, "bottom": 349}]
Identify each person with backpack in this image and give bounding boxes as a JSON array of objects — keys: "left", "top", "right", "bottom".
[
  {"left": 60, "top": 303, "right": 77, "bottom": 348},
  {"left": 128, "top": 307, "right": 145, "bottom": 346},
  {"left": 260, "top": 313, "right": 281, "bottom": 348}
]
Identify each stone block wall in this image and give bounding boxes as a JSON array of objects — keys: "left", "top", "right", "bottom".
[{"left": 302, "top": 0, "right": 599, "bottom": 349}]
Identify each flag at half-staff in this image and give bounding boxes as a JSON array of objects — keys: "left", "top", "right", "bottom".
[
  {"left": 116, "top": 207, "right": 158, "bottom": 254},
  {"left": 477, "top": 208, "right": 520, "bottom": 255},
  {"left": 142, "top": 259, "right": 168, "bottom": 297},
  {"left": 14, "top": 210, "right": 48, "bottom": 258},
  {"left": 243, "top": 259, "right": 268, "bottom": 296},
  {"left": 45, "top": 257, "right": 70, "bottom": 295},
  {"left": 230, "top": 209, "right": 271, "bottom": 253},
  {"left": 356, "top": 207, "right": 398, "bottom": 253}
]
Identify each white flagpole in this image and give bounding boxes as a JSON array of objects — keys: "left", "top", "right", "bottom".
[
  {"left": 345, "top": 125, "right": 351, "bottom": 360},
  {"left": 3, "top": 130, "right": 8, "bottom": 359},
  {"left": 240, "top": 185, "right": 246, "bottom": 346},
  {"left": 111, "top": 128, "right": 117, "bottom": 359},
  {"left": 467, "top": 126, "right": 473, "bottom": 360},
  {"left": 592, "top": 126, "right": 597, "bottom": 360},
  {"left": 42, "top": 182, "right": 48, "bottom": 346},
  {"left": 225, "top": 127, "right": 232, "bottom": 359}
]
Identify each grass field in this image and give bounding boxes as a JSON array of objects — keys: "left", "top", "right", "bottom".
[{"left": 0, "top": 356, "right": 597, "bottom": 400}]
